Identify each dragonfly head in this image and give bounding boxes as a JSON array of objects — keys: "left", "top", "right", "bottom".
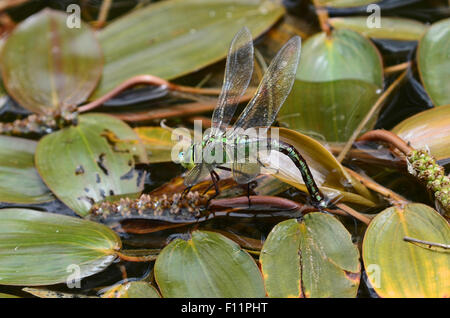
[{"left": 179, "top": 144, "right": 195, "bottom": 170}]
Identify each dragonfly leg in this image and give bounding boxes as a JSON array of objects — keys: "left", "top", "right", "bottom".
[
  {"left": 203, "top": 170, "right": 221, "bottom": 198},
  {"left": 246, "top": 180, "right": 258, "bottom": 208},
  {"left": 182, "top": 186, "right": 192, "bottom": 198}
]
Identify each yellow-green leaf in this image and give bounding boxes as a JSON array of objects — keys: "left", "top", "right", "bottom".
[
  {"left": 392, "top": 105, "right": 450, "bottom": 160},
  {"left": 266, "top": 128, "right": 376, "bottom": 207},
  {"left": 135, "top": 126, "right": 191, "bottom": 163},
  {"left": 102, "top": 282, "right": 161, "bottom": 298},
  {"left": 362, "top": 203, "right": 450, "bottom": 297}
]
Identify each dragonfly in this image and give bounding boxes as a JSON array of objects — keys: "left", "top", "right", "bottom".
[{"left": 178, "top": 27, "right": 326, "bottom": 209}]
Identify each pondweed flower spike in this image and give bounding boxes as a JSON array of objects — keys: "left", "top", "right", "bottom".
[
  {"left": 0, "top": 106, "right": 78, "bottom": 136},
  {"left": 88, "top": 191, "right": 210, "bottom": 224},
  {"left": 407, "top": 149, "right": 450, "bottom": 215}
]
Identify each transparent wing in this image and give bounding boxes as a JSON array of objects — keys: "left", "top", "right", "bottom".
[
  {"left": 232, "top": 162, "right": 260, "bottom": 184},
  {"left": 228, "top": 36, "right": 301, "bottom": 137},
  {"left": 184, "top": 163, "right": 211, "bottom": 187},
  {"left": 210, "top": 27, "right": 254, "bottom": 137}
]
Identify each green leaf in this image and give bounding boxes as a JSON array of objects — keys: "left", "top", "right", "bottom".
[
  {"left": 260, "top": 214, "right": 360, "bottom": 298},
  {"left": 155, "top": 230, "right": 265, "bottom": 297},
  {"left": 0, "top": 208, "right": 121, "bottom": 286},
  {"left": 329, "top": 17, "right": 427, "bottom": 41},
  {"left": 296, "top": 29, "right": 383, "bottom": 86},
  {"left": 417, "top": 18, "right": 450, "bottom": 106},
  {"left": 315, "top": 0, "right": 380, "bottom": 7},
  {"left": 362, "top": 203, "right": 450, "bottom": 297},
  {"left": 0, "top": 8, "right": 102, "bottom": 114},
  {"left": 102, "top": 282, "right": 161, "bottom": 298},
  {"left": 392, "top": 105, "right": 450, "bottom": 161},
  {"left": 91, "top": 0, "right": 284, "bottom": 99},
  {"left": 279, "top": 29, "right": 383, "bottom": 142},
  {"left": 0, "top": 135, "right": 53, "bottom": 204},
  {"left": 268, "top": 128, "right": 377, "bottom": 207},
  {"left": 35, "top": 113, "right": 148, "bottom": 217}
]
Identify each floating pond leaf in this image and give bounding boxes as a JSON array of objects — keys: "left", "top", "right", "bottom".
[
  {"left": 102, "top": 282, "right": 161, "bottom": 298},
  {"left": 92, "top": 0, "right": 284, "bottom": 99},
  {"left": 329, "top": 16, "right": 427, "bottom": 41},
  {"left": 417, "top": 18, "right": 450, "bottom": 106},
  {"left": 155, "top": 230, "right": 265, "bottom": 297},
  {"left": 0, "top": 135, "right": 53, "bottom": 204},
  {"left": 362, "top": 203, "right": 450, "bottom": 297},
  {"left": 0, "top": 208, "right": 121, "bottom": 286},
  {"left": 264, "top": 128, "right": 376, "bottom": 207},
  {"left": 35, "top": 113, "right": 148, "bottom": 217},
  {"left": 0, "top": 9, "right": 103, "bottom": 114},
  {"left": 260, "top": 213, "right": 361, "bottom": 298},
  {"left": 279, "top": 29, "right": 383, "bottom": 142},
  {"left": 392, "top": 105, "right": 450, "bottom": 161}
]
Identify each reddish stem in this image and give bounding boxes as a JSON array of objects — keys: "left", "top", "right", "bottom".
[{"left": 357, "top": 129, "right": 413, "bottom": 155}]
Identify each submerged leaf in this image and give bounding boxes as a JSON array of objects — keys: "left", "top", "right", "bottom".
[
  {"left": 155, "top": 230, "right": 265, "bottom": 297},
  {"left": 392, "top": 105, "right": 450, "bottom": 160},
  {"left": 417, "top": 18, "right": 450, "bottom": 106},
  {"left": 260, "top": 214, "right": 360, "bottom": 298},
  {"left": 0, "top": 9, "right": 103, "bottom": 114},
  {"left": 329, "top": 16, "right": 427, "bottom": 41},
  {"left": 362, "top": 203, "right": 450, "bottom": 297},
  {"left": 92, "top": 0, "right": 284, "bottom": 99},
  {"left": 0, "top": 208, "right": 121, "bottom": 286},
  {"left": 35, "top": 114, "right": 147, "bottom": 217},
  {"left": 279, "top": 29, "right": 383, "bottom": 142},
  {"left": 0, "top": 135, "right": 53, "bottom": 204}
]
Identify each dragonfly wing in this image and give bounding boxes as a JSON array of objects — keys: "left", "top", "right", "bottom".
[
  {"left": 210, "top": 27, "right": 254, "bottom": 137},
  {"left": 184, "top": 163, "right": 210, "bottom": 187},
  {"left": 229, "top": 36, "right": 301, "bottom": 137},
  {"left": 232, "top": 162, "right": 260, "bottom": 184}
]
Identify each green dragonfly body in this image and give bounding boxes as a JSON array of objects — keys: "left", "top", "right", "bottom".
[{"left": 178, "top": 27, "right": 326, "bottom": 208}]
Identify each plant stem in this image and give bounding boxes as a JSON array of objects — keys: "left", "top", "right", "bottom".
[
  {"left": 337, "top": 69, "right": 409, "bottom": 162},
  {"left": 78, "top": 74, "right": 224, "bottom": 113},
  {"left": 93, "top": 0, "right": 112, "bottom": 28},
  {"left": 336, "top": 203, "right": 371, "bottom": 225},
  {"left": 313, "top": 1, "right": 331, "bottom": 36},
  {"left": 357, "top": 129, "right": 413, "bottom": 155},
  {"left": 384, "top": 61, "right": 411, "bottom": 74},
  {"left": 345, "top": 168, "right": 409, "bottom": 206},
  {"left": 403, "top": 236, "right": 450, "bottom": 250},
  {"left": 116, "top": 250, "right": 160, "bottom": 262}
]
